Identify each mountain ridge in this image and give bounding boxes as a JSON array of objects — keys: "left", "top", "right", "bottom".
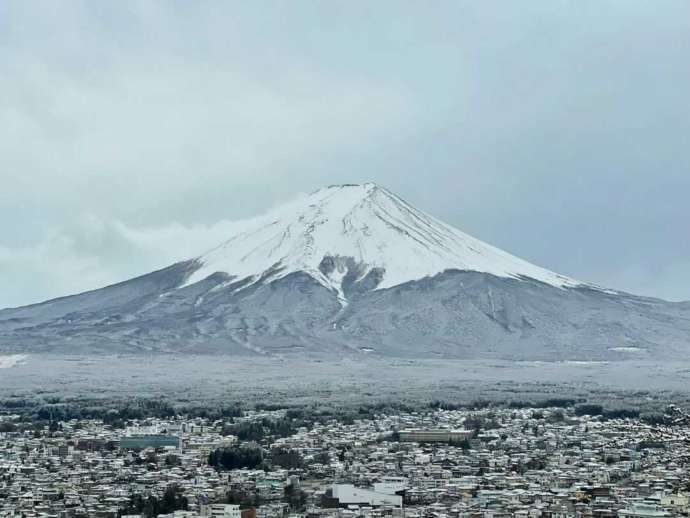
[
  {"left": 180, "top": 182, "right": 597, "bottom": 303},
  {"left": 0, "top": 183, "right": 688, "bottom": 359}
]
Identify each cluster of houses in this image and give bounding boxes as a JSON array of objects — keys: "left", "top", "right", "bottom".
[{"left": 1, "top": 404, "right": 690, "bottom": 517}]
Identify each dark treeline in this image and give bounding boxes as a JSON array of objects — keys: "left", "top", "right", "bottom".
[
  {"left": 428, "top": 398, "right": 658, "bottom": 423},
  {"left": 271, "top": 447, "right": 303, "bottom": 469},
  {"left": 0, "top": 397, "right": 244, "bottom": 423},
  {"left": 0, "top": 394, "right": 670, "bottom": 428},
  {"left": 208, "top": 445, "right": 307, "bottom": 471},
  {"left": 429, "top": 397, "right": 584, "bottom": 411},
  {"left": 208, "top": 445, "right": 264, "bottom": 470},
  {"left": 0, "top": 396, "right": 414, "bottom": 423},
  {"left": 222, "top": 418, "right": 302, "bottom": 441},
  {"left": 573, "top": 404, "right": 640, "bottom": 420},
  {"left": 119, "top": 484, "right": 187, "bottom": 518}
]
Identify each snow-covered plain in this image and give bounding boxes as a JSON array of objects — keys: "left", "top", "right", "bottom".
[
  {"left": 183, "top": 183, "right": 592, "bottom": 301},
  {"left": 3, "top": 355, "right": 690, "bottom": 410}
]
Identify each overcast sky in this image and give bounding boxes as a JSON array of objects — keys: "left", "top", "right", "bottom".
[{"left": 1, "top": 1, "right": 690, "bottom": 308}]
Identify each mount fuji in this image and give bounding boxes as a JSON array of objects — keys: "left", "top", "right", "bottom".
[
  {"left": 183, "top": 183, "right": 586, "bottom": 301},
  {"left": 1, "top": 183, "right": 689, "bottom": 359}
]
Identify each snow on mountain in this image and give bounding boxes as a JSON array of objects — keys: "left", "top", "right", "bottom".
[
  {"left": 2, "top": 182, "right": 688, "bottom": 359},
  {"left": 183, "top": 183, "right": 587, "bottom": 300}
]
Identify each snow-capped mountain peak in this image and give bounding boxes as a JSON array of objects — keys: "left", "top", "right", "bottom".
[
  {"left": 6, "top": 182, "right": 687, "bottom": 360},
  {"left": 182, "top": 183, "right": 585, "bottom": 300}
]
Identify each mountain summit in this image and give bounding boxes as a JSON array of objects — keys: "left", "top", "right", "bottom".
[
  {"left": 186, "top": 183, "right": 584, "bottom": 303},
  {"left": 1, "top": 183, "right": 688, "bottom": 359}
]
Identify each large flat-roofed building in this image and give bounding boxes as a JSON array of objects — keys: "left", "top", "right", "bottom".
[
  {"left": 398, "top": 429, "right": 473, "bottom": 443},
  {"left": 200, "top": 504, "right": 241, "bottom": 518},
  {"left": 331, "top": 484, "right": 402, "bottom": 507},
  {"left": 618, "top": 504, "right": 671, "bottom": 518},
  {"left": 373, "top": 477, "right": 408, "bottom": 495},
  {"left": 119, "top": 434, "right": 180, "bottom": 450}
]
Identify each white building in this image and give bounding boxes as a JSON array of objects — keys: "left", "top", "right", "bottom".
[
  {"left": 399, "top": 429, "right": 473, "bottom": 443},
  {"left": 373, "top": 477, "right": 408, "bottom": 495},
  {"left": 200, "top": 504, "right": 242, "bottom": 518},
  {"left": 618, "top": 503, "right": 671, "bottom": 518},
  {"left": 331, "top": 484, "right": 402, "bottom": 507}
]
